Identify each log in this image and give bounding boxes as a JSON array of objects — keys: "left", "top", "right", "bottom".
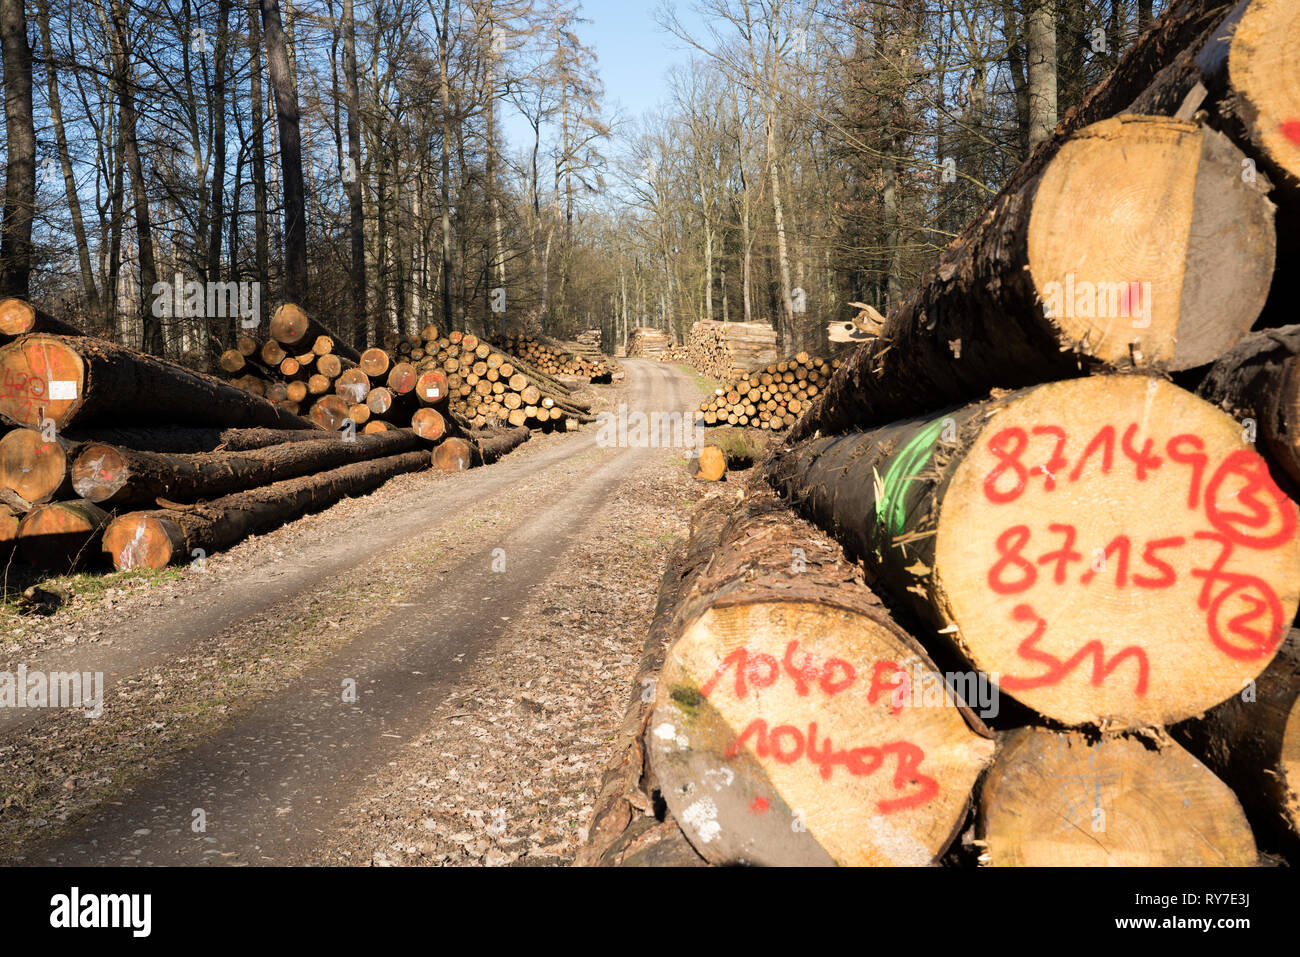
[
  {"left": 307, "top": 373, "right": 332, "bottom": 396},
  {"left": 259, "top": 339, "right": 287, "bottom": 367},
  {"left": 415, "top": 369, "right": 448, "bottom": 404},
  {"left": 309, "top": 395, "right": 351, "bottom": 431},
  {"left": 0, "top": 427, "right": 74, "bottom": 503},
  {"left": 17, "top": 499, "right": 110, "bottom": 568},
  {"left": 1197, "top": 325, "right": 1300, "bottom": 493},
  {"left": 647, "top": 482, "right": 994, "bottom": 866},
  {"left": 387, "top": 361, "right": 417, "bottom": 396},
  {"left": 102, "top": 449, "right": 430, "bottom": 570},
  {"left": 431, "top": 437, "right": 473, "bottom": 472},
  {"left": 766, "top": 374, "right": 1300, "bottom": 728},
  {"left": 977, "top": 727, "right": 1257, "bottom": 866},
  {"left": 0, "top": 298, "right": 83, "bottom": 339},
  {"left": 792, "top": 115, "right": 1275, "bottom": 441},
  {"left": 410, "top": 408, "right": 446, "bottom": 442},
  {"left": 359, "top": 347, "right": 390, "bottom": 379},
  {"left": 60, "top": 425, "right": 327, "bottom": 454},
  {"left": 71, "top": 429, "right": 425, "bottom": 509},
  {"left": 691, "top": 445, "right": 726, "bottom": 482},
  {"left": 1173, "top": 627, "right": 1300, "bottom": 855},
  {"left": 268, "top": 303, "right": 360, "bottom": 361},
  {"left": 0, "top": 335, "right": 315, "bottom": 431},
  {"left": 474, "top": 425, "right": 530, "bottom": 464},
  {"left": 334, "top": 368, "right": 371, "bottom": 404}
]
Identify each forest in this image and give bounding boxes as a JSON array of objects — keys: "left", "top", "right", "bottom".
[{"left": 0, "top": 0, "right": 1166, "bottom": 366}]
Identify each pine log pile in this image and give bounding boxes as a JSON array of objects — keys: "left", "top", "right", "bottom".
[
  {"left": 0, "top": 302, "right": 543, "bottom": 573},
  {"left": 681, "top": 320, "right": 779, "bottom": 380},
  {"left": 626, "top": 326, "right": 672, "bottom": 359},
  {"left": 696, "top": 354, "right": 838, "bottom": 429},
  {"left": 589, "top": 0, "right": 1300, "bottom": 867},
  {"left": 491, "top": 334, "right": 616, "bottom": 381}
]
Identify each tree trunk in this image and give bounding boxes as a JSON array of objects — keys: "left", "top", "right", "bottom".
[
  {"left": 0, "top": 0, "right": 35, "bottom": 299},
  {"left": 71, "top": 427, "right": 424, "bottom": 508},
  {"left": 107, "top": 0, "right": 160, "bottom": 353},
  {"left": 260, "top": 0, "right": 308, "bottom": 300},
  {"left": 767, "top": 374, "right": 1300, "bottom": 729},
  {"left": 1026, "top": 0, "right": 1058, "bottom": 147},
  {"left": 249, "top": 0, "right": 269, "bottom": 283},
  {"left": 102, "top": 448, "right": 429, "bottom": 570},
  {"left": 0, "top": 334, "right": 317, "bottom": 430},
  {"left": 36, "top": 0, "right": 98, "bottom": 312}
]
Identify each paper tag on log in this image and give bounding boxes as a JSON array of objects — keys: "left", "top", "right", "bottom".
[{"left": 47, "top": 380, "right": 77, "bottom": 400}]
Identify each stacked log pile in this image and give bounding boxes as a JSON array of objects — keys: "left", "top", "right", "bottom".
[
  {"left": 681, "top": 320, "right": 779, "bottom": 380},
  {"left": 626, "top": 326, "right": 672, "bottom": 359},
  {"left": 695, "top": 354, "right": 838, "bottom": 429},
  {"left": 412, "top": 328, "right": 596, "bottom": 430},
  {"left": 0, "top": 304, "right": 538, "bottom": 573},
  {"left": 491, "top": 334, "right": 616, "bottom": 381},
  {"left": 586, "top": 0, "right": 1300, "bottom": 868}
]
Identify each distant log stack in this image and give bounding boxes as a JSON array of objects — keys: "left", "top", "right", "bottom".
[
  {"left": 626, "top": 326, "right": 672, "bottom": 359},
  {"left": 492, "top": 334, "right": 617, "bottom": 381},
  {"left": 696, "top": 354, "right": 837, "bottom": 429},
  {"left": 681, "top": 320, "right": 779, "bottom": 380}
]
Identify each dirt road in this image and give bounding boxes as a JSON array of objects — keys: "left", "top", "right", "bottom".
[{"left": 0, "top": 359, "right": 706, "bottom": 865}]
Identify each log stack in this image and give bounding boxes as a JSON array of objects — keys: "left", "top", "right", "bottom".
[
  {"left": 626, "top": 326, "right": 672, "bottom": 359},
  {"left": 681, "top": 320, "right": 779, "bottom": 380},
  {"left": 588, "top": 0, "right": 1300, "bottom": 867},
  {"left": 491, "top": 334, "right": 616, "bottom": 381},
  {"left": 695, "top": 354, "right": 838, "bottom": 429},
  {"left": 0, "top": 304, "right": 537, "bottom": 573}
]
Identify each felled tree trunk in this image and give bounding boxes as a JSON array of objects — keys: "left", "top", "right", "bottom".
[{"left": 766, "top": 374, "right": 1300, "bottom": 728}]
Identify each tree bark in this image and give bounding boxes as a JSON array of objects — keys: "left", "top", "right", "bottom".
[
  {"left": 102, "top": 448, "right": 429, "bottom": 569},
  {"left": 260, "top": 0, "right": 308, "bottom": 300},
  {"left": 0, "top": 334, "right": 318, "bottom": 430},
  {"left": 71, "top": 427, "right": 424, "bottom": 508},
  {"left": 0, "top": 0, "right": 35, "bottom": 299}
]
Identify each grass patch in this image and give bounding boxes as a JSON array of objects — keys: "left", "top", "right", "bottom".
[
  {"left": 0, "top": 564, "right": 183, "bottom": 623},
  {"left": 675, "top": 364, "right": 723, "bottom": 397}
]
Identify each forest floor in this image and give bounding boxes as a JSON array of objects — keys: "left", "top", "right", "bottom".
[{"left": 0, "top": 359, "right": 707, "bottom": 866}]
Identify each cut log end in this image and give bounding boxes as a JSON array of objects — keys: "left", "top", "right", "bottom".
[
  {"left": 269, "top": 302, "right": 311, "bottom": 346},
  {"left": 692, "top": 445, "right": 727, "bottom": 481},
  {"left": 931, "top": 375, "right": 1300, "bottom": 727},
  {"left": 431, "top": 437, "right": 473, "bottom": 472},
  {"left": 0, "top": 297, "right": 38, "bottom": 336},
  {"left": 0, "top": 336, "right": 85, "bottom": 428},
  {"left": 1230, "top": 0, "right": 1300, "bottom": 190},
  {"left": 102, "top": 513, "right": 184, "bottom": 571},
  {"left": 411, "top": 408, "right": 446, "bottom": 442},
  {"left": 650, "top": 600, "right": 994, "bottom": 866},
  {"left": 0, "top": 428, "right": 71, "bottom": 503},
  {"left": 69, "top": 442, "right": 126, "bottom": 503},
  {"left": 17, "top": 500, "right": 110, "bottom": 568},
  {"left": 978, "top": 728, "right": 1257, "bottom": 866},
  {"left": 1028, "top": 115, "right": 1275, "bottom": 370}
]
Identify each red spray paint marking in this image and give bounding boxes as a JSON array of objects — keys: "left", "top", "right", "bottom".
[
  {"left": 1281, "top": 120, "right": 1300, "bottom": 146},
  {"left": 750, "top": 797, "right": 770, "bottom": 814}
]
